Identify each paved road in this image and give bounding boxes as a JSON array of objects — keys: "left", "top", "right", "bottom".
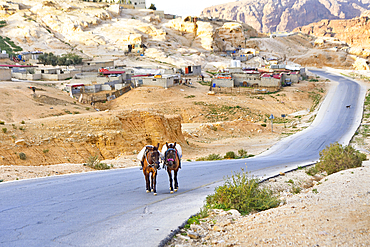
[{"left": 0, "top": 70, "right": 366, "bottom": 247}]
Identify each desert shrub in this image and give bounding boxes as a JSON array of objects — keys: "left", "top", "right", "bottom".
[
  {"left": 224, "top": 151, "right": 236, "bottom": 159},
  {"left": 238, "top": 149, "right": 248, "bottom": 157},
  {"left": 21, "top": 120, "right": 25, "bottom": 124},
  {"left": 306, "top": 165, "right": 319, "bottom": 176},
  {"left": 2, "top": 128, "right": 6, "bottom": 133},
  {"left": 43, "top": 149, "right": 49, "bottom": 153},
  {"left": 315, "top": 142, "right": 366, "bottom": 175},
  {"left": 205, "top": 169, "right": 280, "bottom": 215},
  {"left": 84, "top": 155, "right": 110, "bottom": 170},
  {"left": 261, "top": 123, "right": 266, "bottom": 127},
  {"left": 196, "top": 153, "right": 222, "bottom": 161},
  {"left": 0, "top": 121, "right": 4, "bottom": 125},
  {"left": 19, "top": 152, "right": 26, "bottom": 160},
  {"left": 184, "top": 207, "right": 208, "bottom": 229}
]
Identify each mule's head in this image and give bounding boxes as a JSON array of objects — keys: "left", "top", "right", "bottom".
[
  {"left": 166, "top": 145, "right": 177, "bottom": 167},
  {"left": 148, "top": 143, "right": 161, "bottom": 167}
]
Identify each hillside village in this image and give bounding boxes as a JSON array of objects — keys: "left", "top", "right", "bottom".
[{"left": 0, "top": 0, "right": 368, "bottom": 167}]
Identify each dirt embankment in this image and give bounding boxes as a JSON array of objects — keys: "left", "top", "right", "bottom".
[{"left": 0, "top": 111, "right": 184, "bottom": 166}]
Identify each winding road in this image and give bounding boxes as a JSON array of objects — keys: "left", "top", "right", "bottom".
[{"left": 0, "top": 70, "right": 366, "bottom": 247}]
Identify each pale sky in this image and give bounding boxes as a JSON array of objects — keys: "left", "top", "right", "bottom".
[{"left": 148, "top": 0, "right": 235, "bottom": 17}]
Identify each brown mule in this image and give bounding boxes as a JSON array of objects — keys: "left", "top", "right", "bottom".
[
  {"left": 142, "top": 143, "right": 161, "bottom": 195},
  {"left": 163, "top": 142, "right": 180, "bottom": 193}
]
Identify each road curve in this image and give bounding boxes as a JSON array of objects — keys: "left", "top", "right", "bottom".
[{"left": 0, "top": 70, "right": 366, "bottom": 247}]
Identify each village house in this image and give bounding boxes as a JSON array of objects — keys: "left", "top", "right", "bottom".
[
  {"left": 260, "top": 73, "right": 282, "bottom": 87},
  {"left": 34, "top": 67, "right": 79, "bottom": 81},
  {"left": 235, "top": 70, "right": 261, "bottom": 87},
  {"left": 140, "top": 74, "right": 180, "bottom": 88},
  {"left": 181, "top": 65, "right": 202, "bottom": 76},
  {"left": 211, "top": 73, "right": 234, "bottom": 88},
  {"left": 82, "top": 60, "right": 115, "bottom": 72},
  {"left": 0, "top": 67, "right": 11, "bottom": 81},
  {"left": 17, "top": 51, "right": 43, "bottom": 62}
]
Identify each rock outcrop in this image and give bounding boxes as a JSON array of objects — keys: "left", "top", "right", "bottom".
[
  {"left": 200, "top": 0, "right": 370, "bottom": 33},
  {"left": 294, "top": 11, "right": 370, "bottom": 50},
  {"left": 0, "top": 111, "right": 185, "bottom": 166}
]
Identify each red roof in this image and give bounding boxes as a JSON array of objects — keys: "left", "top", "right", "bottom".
[
  {"left": 102, "top": 71, "right": 126, "bottom": 75},
  {"left": 131, "top": 74, "right": 153, "bottom": 77}
]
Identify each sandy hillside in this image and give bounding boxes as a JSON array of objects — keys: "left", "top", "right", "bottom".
[{"left": 0, "top": 76, "right": 328, "bottom": 181}]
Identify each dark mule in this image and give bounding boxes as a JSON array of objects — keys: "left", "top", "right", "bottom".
[
  {"left": 142, "top": 143, "right": 161, "bottom": 195},
  {"left": 163, "top": 142, "right": 180, "bottom": 193}
]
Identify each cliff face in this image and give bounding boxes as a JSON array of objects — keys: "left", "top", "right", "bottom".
[
  {"left": 200, "top": 0, "right": 370, "bottom": 33},
  {"left": 294, "top": 11, "right": 370, "bottom": 50},
  {"left": 0, "top": 111, "right": 185, "bottom": 166}
]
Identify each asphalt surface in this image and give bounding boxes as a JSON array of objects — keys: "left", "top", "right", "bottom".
[{"left": 0, "top": 70, "right": 366, "bottom": 247}]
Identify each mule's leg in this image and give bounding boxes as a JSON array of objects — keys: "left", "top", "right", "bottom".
[
  {"left": 150, "top": 171, "right": 154, "bottom": 192},
  {"left": 174, "top": 170, "right": 179, "bottom": 192},
  {"left": 167, "top": 170, "right": 174, "bottom": 193},
  {"left": 145, "top": 172, "right": 150, "bottom": 193},
  {"left": 152, "top": 171, "right": 157, "bottom": 196}
]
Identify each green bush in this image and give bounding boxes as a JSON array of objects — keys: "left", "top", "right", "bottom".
[
  {"left": 261, "top": 123, "right": 267, "bottom": 127},
  {"left": 84, "top": 155, "right": 111, "bottom": 170},
  {"left": 238, "top": 149, "right": 248, "bottom": 158},
  {"left": 196, "top": 153, "right": 222, "bottom": 161},
  {"left": 315, "top": 142, "right": 366, "bottom": 175},
  {"left": 224, "top": 151, "right": 236, "bottom": 159},
  {"left": 2, "top": 128, "right": 6, "bottom": 133},
  {"left": 205, "top": 169, "right": 280, "bottom": 215},
  {"left": 19, "top": 152, "right": 26, "bottom": 160}
]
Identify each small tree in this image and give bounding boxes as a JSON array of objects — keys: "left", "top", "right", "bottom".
[
  {"left": 148, "top": 3, "right": 156, "bottom": 10},
  {"left": 315, "top": 142, "right": 366, "bottom": 175}
]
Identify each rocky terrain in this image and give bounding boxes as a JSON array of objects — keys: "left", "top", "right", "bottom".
[
  {"left": 201, "top": 0, "right": 370, "bottom": 33},
  {"left": 165, "top": 161, "right": 370, "bottom": 246},
  {"left": 0, "top": 0, "right": 258, "bottom": 67},
  {"left": 294, "top": 10, "right": 370, "bottom": 50}
]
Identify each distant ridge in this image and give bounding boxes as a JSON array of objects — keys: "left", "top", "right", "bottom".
[{"left": 200, "top": 0, "right": 370, "bottom": 33}]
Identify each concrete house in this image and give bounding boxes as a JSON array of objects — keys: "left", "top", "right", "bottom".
[
  {"left": 140, "top": 74, "right": 180, "bottom": 88},
  {"left": 181, "top": 65, "right": 201, "bottom": 76},
  {"left": 82, "top": 60, "right": 114, "bottom": 72},
  {"left": 0, "top": 67, "right": 11, "bottom": 81},
  {"left": 131, "top": 0, "right": 146, "bottom": 9},
  {"left": 35, "top": 67, "right": 77, "bottom": 81},
  {"left": 211, "top": 73, "right": 234, "bottom": 88},
  {"left": 234, "top": 70, "right": 261, "bottom": 87},
  {"left": 260, "top": 74, "right": 282, "bottom": 87}
]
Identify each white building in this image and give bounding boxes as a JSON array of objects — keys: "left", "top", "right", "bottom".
[{"left": 131, "top": 0, "right": 146, "bottom": 9}]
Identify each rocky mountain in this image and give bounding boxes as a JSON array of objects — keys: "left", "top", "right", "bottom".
[
  {"left": 201, "top": 0, "right": 370, "bottom": 33},
  {"left": 0, "top": 0, "right": 257, "bottom": 69},
  {"left": 294, "top": 10, "right": 370, "bottom": 50}
]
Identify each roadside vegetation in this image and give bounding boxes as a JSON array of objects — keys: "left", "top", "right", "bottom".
[
  {"left": 352, "top": 89, "right": 370, "bottom": 150},
  {"left": 180, "top": 141, "right": 367, "bottom": 242},
  {"left": 205, "top": 169, "right": 281, "bottom": 215},
  {"left": 195, "top": 149, "right": 254, "bottom": 161},
  {"left": 84, "top": 155, "right": 111, "bottom": 170},
  {"left": 307, "top": 142, "right": 366, "bottom": 176}
]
